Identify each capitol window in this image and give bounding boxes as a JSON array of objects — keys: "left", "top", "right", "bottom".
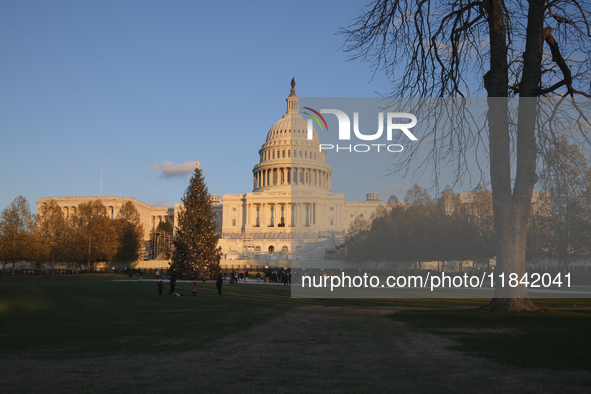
[{"left": 270, "top": 206, "right": 274, "bottom": 227}]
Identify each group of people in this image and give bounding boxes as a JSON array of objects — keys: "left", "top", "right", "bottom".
[
  {"left": 127, "top": 269, "right": 144, "bottom": 281},
  {"left": 156, "top": 272, "right": 177, "bottom": 296},
  {"left": 264, "top": 269, "right": 291, "bottom": 285},
  {"left": 226, "top": 269, "right": 291, "bottom": 285},
  {"left": 228, "top": 269, "right": 249, "bottom": 284},
  {"left": 154, "top": 268, "right": 292, "bottom": 296},
  {"left": 157, "top": 271, "right": 225, "bottom": 296}
]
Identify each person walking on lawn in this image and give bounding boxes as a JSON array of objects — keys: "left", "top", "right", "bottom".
[
  {"left": 216, "top": 273, "right": 223, "bottom": 295},
  {"left": 169, "top": 273, "right": 176, "bottom": 295}
]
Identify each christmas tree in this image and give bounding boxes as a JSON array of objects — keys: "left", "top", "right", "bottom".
[{"left": 170, "top": 165, "right": 221, "bottom": 278}]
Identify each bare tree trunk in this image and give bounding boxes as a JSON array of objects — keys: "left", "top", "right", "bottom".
[{"left": 484, "top": 0, "right": 545, "bottom": 311}]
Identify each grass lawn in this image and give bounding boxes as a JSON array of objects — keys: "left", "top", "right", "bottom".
[
  {"left": 0, "top": 274, "right": 300, "bottom": 358},
  {"left": 1, "top": 275, "right": 590, "bottom": 392},
  {"left": 388, "top": 307, "right": 591, "bottom": 371}
]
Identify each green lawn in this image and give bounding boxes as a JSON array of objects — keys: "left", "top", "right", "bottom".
[
  {"left": 0, "top": 275, "right": 299, "bottom": 358},
  {"left": 1, "top": 274, "right": 590, "bottom": 370}
]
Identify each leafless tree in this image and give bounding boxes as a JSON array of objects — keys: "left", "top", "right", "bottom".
[{"left": 342, "top": 0, "right": 591, "bottom": 310}]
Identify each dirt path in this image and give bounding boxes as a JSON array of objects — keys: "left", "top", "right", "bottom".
[{"left": 2, "top": 306, "right": 590, "bottom": 393}]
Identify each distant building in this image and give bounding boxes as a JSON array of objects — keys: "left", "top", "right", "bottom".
[{"left": 38, "top": 81, "right": 384, "bottom": 263}]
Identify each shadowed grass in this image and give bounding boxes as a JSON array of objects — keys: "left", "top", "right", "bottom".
[
  {"left": 1, "top": 274, "right": 590, "bottom": 367},
  {"left": 0, "top": 275, "right": 298, "bottom": 358},
  {"left": 387, "top": 307, "right": 591, "bottom": 371}
]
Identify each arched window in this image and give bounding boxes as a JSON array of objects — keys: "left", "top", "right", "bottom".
[
  {"left": 255, "top": 246, "right": 261, "bottom": 252},
  {"left": 282, "top": 246, "right": 288, "bottom": 253},
  {"left": 268, "top": 246, "right": 275, "bottom": 254}
]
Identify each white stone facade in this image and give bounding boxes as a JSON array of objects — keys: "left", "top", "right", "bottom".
[
  {"left": 37, "top": 81, "right": 383, "bottom": 262},
  {"left": 215, "top": 81, "right": 382, "bottom": 260}
]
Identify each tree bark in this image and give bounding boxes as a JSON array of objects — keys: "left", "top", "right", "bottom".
[{"left": 485, "top": 0, "right": 545, "bottom": 311}]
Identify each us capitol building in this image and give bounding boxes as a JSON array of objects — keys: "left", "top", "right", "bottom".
[{"left": 38, "top": 80, "right": 383, "bottom": 268}]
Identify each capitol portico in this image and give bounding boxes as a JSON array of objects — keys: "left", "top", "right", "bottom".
[
  {"left": 216, "top": 80, "right": 382, "bottom": 262},
  {"left": 38, "top": 80, "right": 384, "bottom": 267}
]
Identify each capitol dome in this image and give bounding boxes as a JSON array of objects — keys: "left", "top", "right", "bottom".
[{"left": 252, "top": 79, "right": 332, "bottom": 192}]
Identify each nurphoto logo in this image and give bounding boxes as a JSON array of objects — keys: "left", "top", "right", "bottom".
[{"left": 304, "top": 108, "right": 418, "bottom": 153}]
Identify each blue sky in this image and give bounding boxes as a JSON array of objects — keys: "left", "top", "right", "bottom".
[{"left": 1, "top": 0, "right": 465, "bottom": 213}]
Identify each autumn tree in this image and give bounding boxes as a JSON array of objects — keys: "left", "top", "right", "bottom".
[
  {"left": 36, "top": 199, "right": 70, "bottom": 274},
  {"left": 404, "top": 185, "right": 443, "bottom": 270},
  {"left": 465, "top": 186, "right": 495, "bottom": 270},
  {"left": 526, "top": 192, "right": 553, "bottom": 263},
  {"left": 114, "top": 201, "right": 145, "bottom": 263},
  {"left": 171, "top": 166, "right": 221, "bottom": 278},
  {"left": 435, "top": 186, "right": 466, "bottom": 271},
  {"left": 0, "top": 196, "right": 36, "bottom": 274},
  {"left": 342, "top": 0, "right": 591, "bottom": 310},
  {"left": 539, "top": 137, "right": 591, "bottom": 272},
  {"left": 71, "top": 200, "right": 119, "bottom": 270}
]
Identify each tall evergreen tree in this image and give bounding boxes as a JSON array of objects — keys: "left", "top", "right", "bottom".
[{"left": 171, "top": 166, "right": 221, "bottom": 277}]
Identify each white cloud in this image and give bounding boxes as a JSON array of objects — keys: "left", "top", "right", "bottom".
[
  {"left": 147, "top": 161, "right": 200, "bottom": 179},
  {"left": 379, "top": 185, "right": 409, "bottom": 200},
  {"left": 150, "top": 197, "right": 170, "bottom": 206}
]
